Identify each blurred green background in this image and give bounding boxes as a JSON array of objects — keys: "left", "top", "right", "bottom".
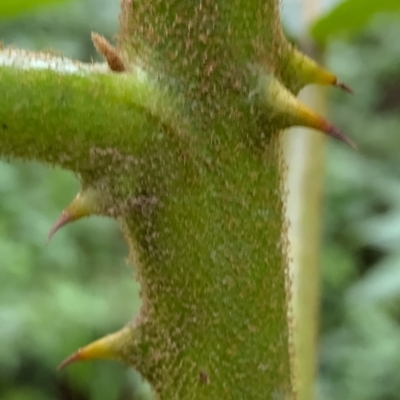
[{"left": 1, "top": 0, "right": 400, "bottom": 399}]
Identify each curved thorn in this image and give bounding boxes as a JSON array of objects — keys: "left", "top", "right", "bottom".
[
  {"left": 57, "top": 348, "right": 85, "bottom": 371},
  {"left": 47, "top": 211, "right": 72, "bottom": 243},
  {"left": 47, "top": 188, "right": 101, "bottom": 243},
  {"left": 58, "top": 326, "right": 133, "bottom": 371}
]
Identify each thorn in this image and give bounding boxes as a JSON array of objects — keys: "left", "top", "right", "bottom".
[
  {"left": 287, "top": 48, "right": 352, "bottom": 94},
  {"left": 91, "top": 32, "right": 126, "bottom": 72},
  {"left": 58, "top": 326, "right": 133, "bottom": 371},
  {"left": 320, "top": 121, "right": 357, "bottom": 150},
  {"left": 57, "top": 348, "right": 86, "bottom": 371},
  {"left": 294, "top": 103, "right": 356, "bottom": 149},
  {"left": 334, "top": 80, "right": 353, "bottom": 95},
  {"left": 47, "top": 187, "right": 101, "bottom": 242},
  {"left": 47, "top": 210, "right": 72, "bottom": 243},
  {"left": 261, "top": 73, "right": 356, "bottom": 149}
]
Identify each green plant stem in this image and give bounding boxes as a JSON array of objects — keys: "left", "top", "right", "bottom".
[
  {"left": 120, "top": 135, "right": 291, "bottom": 399},
  {"left": 0, "top": 50, "right": 177, "bottom": 171}
]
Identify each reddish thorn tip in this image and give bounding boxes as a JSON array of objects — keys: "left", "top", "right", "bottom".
[
  {"left": 57, "top": 350, "right": 82, "bottom": 371},
  {"left": 324, "top": 123, "right": 357, "bottom": 150},
  {"left": 335, "top": 80, "right": 353, "bottom": 95},
  {"left": 47, "top": 211, "right": 71, "bottom": 243}
]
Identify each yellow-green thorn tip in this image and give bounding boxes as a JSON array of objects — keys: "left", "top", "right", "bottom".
[
  {"left": 58, "top": 326, "right": 133, "bottom": 371},
  {"left": 261, "top": 74, "right": 356, "bottom": 149},
  {"left": 288, "top": 48, "right": 353, "bottom": 94},
  {"left": 47, "top": 188, "right": 101, "bottom": 242}
]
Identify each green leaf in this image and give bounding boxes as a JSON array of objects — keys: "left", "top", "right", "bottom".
[
  {"left": 311, "top": 0, "right": 400, "bottom": 44},
  {"left": 0, "top": 0, "right": 67, "bottom": 18}
]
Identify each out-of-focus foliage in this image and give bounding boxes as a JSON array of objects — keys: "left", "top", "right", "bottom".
[
  {"left": 0, "top": 162, "right": 145, "bottom": 400},
  {"left": 318, "top": 14, "right": 400, "bottom": 400},
  {"left": 0, "top": 0, "right": 69, "bottom": 19},
  {"left": 311, "top": 0, "right": 400, "bottom": 44},
  {"left": 0, "top": 1, "right": 150, "bottom": 399}
]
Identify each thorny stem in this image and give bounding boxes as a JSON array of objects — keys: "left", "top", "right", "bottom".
[{"left": 0, "top": 0, "right": 354, "bottom": 398}]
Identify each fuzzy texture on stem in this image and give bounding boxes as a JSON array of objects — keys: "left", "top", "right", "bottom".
[
  {"left": 0, "top": 46, "right": 292, "bottom": 399},
  {"left": 0, "top": 1, "right": 352, "bottom": 399}
]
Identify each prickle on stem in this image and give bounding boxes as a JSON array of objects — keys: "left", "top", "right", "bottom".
[
  {"left": 58, "top": 326, "right": 133, "bottom": 370},
  {"left": 91, "top": 32, "right": 126, "bottom": 72},
  {"left": 286, "top": 47, "right": 353, "bottom": 94},
  {"left": 261, "top": 73, "right": 356, "bottom": 149},
  {"left": 47, "top": 187, "right": 101, "bottom": 242}
]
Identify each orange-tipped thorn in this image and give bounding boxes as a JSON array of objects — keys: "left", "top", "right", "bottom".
[
  {"left": 320, "top": 121, "right": 357, "bottom": 150},
  {"left": 47, "top": 188, "right": 101, "bottom": 243},
  {"left": 261, "top": 73, "right": 356, "bottom": 149},
  {"left": 335, "top": 80, "right": 353, "bottom": 95},
  {"left": 58, "top": 348, "right": 88, "bottom": 371},
  {"left": 316, "top": 72, "right": 353, "bottom": 95},
  {"left": 287, "top": 48, "right": 353, "bottom": 94},
  {"left": 58, "top": 326, "right": 133, "bottom": 371},
  {"left": 47, "top": 211, "right": 73, "bottom": 243},
  {"left": 295, "top": 103, "right": 356, "bottom": 149}
]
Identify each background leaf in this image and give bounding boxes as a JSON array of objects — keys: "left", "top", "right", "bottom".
[
  {"left": 311, "top": 0, "right": 400, "bottom": 44},
  {"left": 0, "top": 0, "right": 68, "bottom": 18}
]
